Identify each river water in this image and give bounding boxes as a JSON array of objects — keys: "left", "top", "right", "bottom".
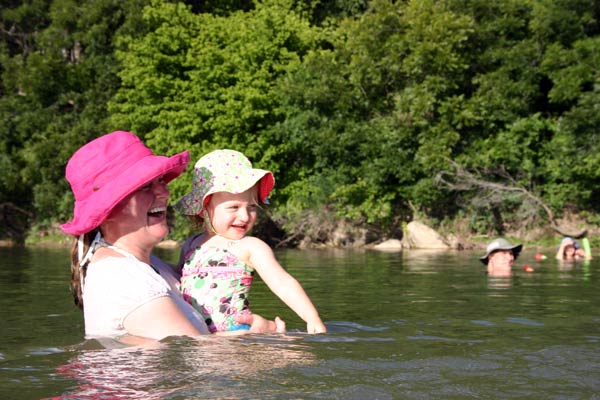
[{"left": 0, "top": 245, "right": 598, "bottom": 399}]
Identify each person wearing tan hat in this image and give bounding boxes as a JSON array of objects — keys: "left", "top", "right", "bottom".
[
  {"left": 61, "top": 131, "right": 284, "bottom": 343},
  {"left": 479, "top": 238, "right": 523, "bottom": 277},
  {"left": 175, "top": 149, "right": 327, "bottom": 334}
]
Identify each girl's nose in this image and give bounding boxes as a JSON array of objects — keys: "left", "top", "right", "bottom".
[{"left": 238, "top": 207, "right": 250, "bottom": 221}]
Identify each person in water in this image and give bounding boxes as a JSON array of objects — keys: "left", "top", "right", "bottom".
[
  {"left": 555, "top": 237, "right": 592, "bottom": 261},
  {"left": 175, "top": 149, "right": 327, "bottom": 334},
  {"left": 480, "top": 238, "right": 523, "bottom": 277},
  {"left": 60, "top": 131, "right": 284, "bottom": 343}
]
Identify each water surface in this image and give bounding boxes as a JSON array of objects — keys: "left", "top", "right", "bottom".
[{"left": 0, "top": 246, "right": 598, "bottom": 399}]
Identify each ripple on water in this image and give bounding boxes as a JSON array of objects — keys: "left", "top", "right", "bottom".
[
  {"left": 28, "top": 347, "right": 65, "bottom": 356},
  {"left": 324, "top": 321, "right": 390, "bottom": 333},
  {"left": 505, "top": 317, "right": 544, "bottom": 326},
  {"left": 471, "top": 319, "right": 496, "bottom": 326}
]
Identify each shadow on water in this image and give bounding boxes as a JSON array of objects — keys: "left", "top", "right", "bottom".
[{"left": 0, "top": 246, "right": 599, "bottom": 399}]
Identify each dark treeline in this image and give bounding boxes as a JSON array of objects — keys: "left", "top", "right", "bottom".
[{"left": 1, "top": 0, "right": 599, "bottom": 246}]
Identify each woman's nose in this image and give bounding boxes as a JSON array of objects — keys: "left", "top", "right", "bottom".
[{"left": 153, "top": 180, "right": 170, "bottom": 196}]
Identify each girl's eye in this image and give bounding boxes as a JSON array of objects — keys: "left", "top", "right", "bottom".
[
  {"left": 248, "top": 205, "right": 258, "bottom": 212},
  {"left": 140, "top": 183, "right": 152, "bottom": 191}
]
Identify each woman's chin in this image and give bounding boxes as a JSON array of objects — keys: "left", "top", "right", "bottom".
[{"left": 147, "top": 220, "right": 169, "bottom": 241}]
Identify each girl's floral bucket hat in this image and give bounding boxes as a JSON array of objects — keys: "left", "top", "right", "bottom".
[{"left": 175, "top": 149, "right": 274, "bottom": 216}]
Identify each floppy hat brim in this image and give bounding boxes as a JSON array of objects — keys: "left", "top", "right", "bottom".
[
  {"left": 60, "top": 150, "right": 190, "bottom": 236},
  {"left": 176, "top": 169, "right": 274, "bottom": 216},
  {"left": 479, "top": 243, "right": 522, "bottom": 265}
]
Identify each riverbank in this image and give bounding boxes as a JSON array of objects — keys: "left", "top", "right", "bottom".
[
  {"left": 2, "top": 233, "right": 594, "bottom": 256},
  {"left": 1, "top": 212, "right": 597, "bottom": 254}
]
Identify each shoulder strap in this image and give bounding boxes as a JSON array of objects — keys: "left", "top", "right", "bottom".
[
  {"left": 179, "top": 233, "right": 205, "bottom": 267},
  {"left": 97, "top": 238, "right": 134, "bottom": 259}
]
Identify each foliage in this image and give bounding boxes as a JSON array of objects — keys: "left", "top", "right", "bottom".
[
  {"left": 109, "top": 0, "right": 320, "bottom": 209},
  {"left": 0, "top": 0, "right": 151, "bottom": 241},
  {"left": 1, "top": 0, "right": 599, "bottom": 244}
]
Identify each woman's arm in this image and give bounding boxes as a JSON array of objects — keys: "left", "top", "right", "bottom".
[
  {"left": 212, "top": 313, "right": 286, "bottom": 336},
  {"left": 123, "top": 297, "right": 285, "bottom": 340},
  {"left": 247, "top": 238, "right": 326, "bottom": 334},
  {"left": 123, "top": 296, "right": 205, "bottom": 340}
]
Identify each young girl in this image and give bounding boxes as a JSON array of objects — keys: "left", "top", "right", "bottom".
[
  {"left": 175, "top": 149, "right": 327, "bottom": 334},
  {"left": 555, "top": 237, "right": 592, "bottom": 261}
]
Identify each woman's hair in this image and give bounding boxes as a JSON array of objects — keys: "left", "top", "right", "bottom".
[{"left": 69, "top": 229, "right": 99, "bottom": 310}]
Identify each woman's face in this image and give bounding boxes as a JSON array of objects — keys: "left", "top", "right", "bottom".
[
  {"left": 104, "top": 177, "right": 171, "bottom": 247},
  {"left": 207, "top": 187, "right": 259, "bottom": 241}
]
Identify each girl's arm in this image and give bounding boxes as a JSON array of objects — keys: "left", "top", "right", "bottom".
[
  {"left": 246, "top": 238, "right": 327, "bottom": 334},
  {"left": 555, "top": 240, "right": 568, "bottom": 260},
  {"left": 575, "top": 248, "right": 592, "bottom": 259}
]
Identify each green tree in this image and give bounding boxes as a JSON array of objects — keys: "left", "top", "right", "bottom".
[
  {"left": 0, "top": 0, "right": 150, "bottom": 241},
  {"left": 439, "top": 0, "right": 600, "bottom": 232},
  {"left": 269, "top": 0, "right": 474, "bottom": 239},
  {"left": 109, "top": 0, "right": 321, "bottom": 222}
]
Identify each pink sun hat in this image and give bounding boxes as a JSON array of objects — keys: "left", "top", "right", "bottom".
[
  {"left": 175, "top": 149, "right": 274, "bottom": 216},
  {"left": 60, "top": 131, "right": 190, "bottom": 236}
]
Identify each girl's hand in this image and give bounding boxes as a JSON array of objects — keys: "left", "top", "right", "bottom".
[{"left": 307, "top": 320, "right": 327, "bottom": 334}]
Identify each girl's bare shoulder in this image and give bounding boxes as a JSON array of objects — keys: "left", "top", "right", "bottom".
[{"left": 239, "top": 235, "right": 269, "bottom": 248}]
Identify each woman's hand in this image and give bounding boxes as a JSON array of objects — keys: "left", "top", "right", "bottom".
[{"left": 235, "top": 313, "right": 286, "bottom": 333}]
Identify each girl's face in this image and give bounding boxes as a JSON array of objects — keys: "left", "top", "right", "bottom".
[
  {"left": 104, "top": 177, "right": 170, "bottom": 247},
  {"left": 564, "top": 245, "right": 576, "bottom": 259},
  {"left": 207, "top": 186, "right": 259, "bottom": 240}
]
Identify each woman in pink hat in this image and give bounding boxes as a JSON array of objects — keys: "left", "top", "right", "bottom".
[
  {"left": 175, "top": 149, "right": 326, "bottom": 334},
  {"left": 61, "top": 131, "right": 284, "bottom": 344}
]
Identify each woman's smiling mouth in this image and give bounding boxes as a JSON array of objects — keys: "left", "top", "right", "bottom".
[{"left": 148, "top": 206, "right": 166, "bottom": 218}]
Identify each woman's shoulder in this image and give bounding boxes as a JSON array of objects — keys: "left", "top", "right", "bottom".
[
  {"left": 91, "top": 246, "right": 126, "bottom": 263},
  {"left": 88, "top": 253, "right": 163, "bottom": 283},
  {"left": 88, "top": 254, "right": 129, "bottom": 271}
]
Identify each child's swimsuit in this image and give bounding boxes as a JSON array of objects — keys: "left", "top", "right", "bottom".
[{"left": 180, "top": 245, "right": 254, "bottom": 333}]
